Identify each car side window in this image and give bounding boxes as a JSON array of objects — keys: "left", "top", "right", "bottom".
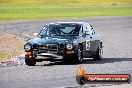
[
  {"left": 92, "top": 29, "right": 95, "bottom": 35},
  {"left": 90, "top": 25, "right": 95, "bottom": 35}
]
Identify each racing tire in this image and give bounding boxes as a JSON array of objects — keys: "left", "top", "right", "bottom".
[
  {"left": 93, "top": 47, "right": 102, "bottom": 61},
  {"left": 73, "top": 45, "right": 83, "bottom": 64},
  {"left": 25, "top": 58, "right": 36, "bottom": 66}
]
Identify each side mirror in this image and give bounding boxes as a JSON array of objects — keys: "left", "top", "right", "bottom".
[
  {"left": 34, "top": 33, "right": 39, "bottom": 38},
  {"left": 34, "top": 33, "right": 38, "bottom": 36}
]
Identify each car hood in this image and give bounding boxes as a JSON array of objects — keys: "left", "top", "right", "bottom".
[{"left": 28, "top": 36, "right": 78, "bottom": 45}]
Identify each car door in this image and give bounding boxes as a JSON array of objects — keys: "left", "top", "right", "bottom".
[
  {"left": 83, "top": 24, "right": 100, "bottom": 52},
  {"left": 82, "top": 24, "right": 93, "bottom": 51}
]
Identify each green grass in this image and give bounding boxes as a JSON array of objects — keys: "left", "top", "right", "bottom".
[
  {"left": 0, "top": 51, "right": 17, "bottom": 61},
  {"left": 0, "top": 52, "right": 9, "bottom": 61},
  {"left": 0, "top": 0, "right": 132, "bottom": 20}
]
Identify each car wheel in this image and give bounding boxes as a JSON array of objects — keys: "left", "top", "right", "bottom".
[
  {"left": 93, "top": 47, "right": 103, "bottom": 60},
  {"left": 25, "top": 58, "right": 36, "bottom": 66},
  {"left": 73, "top": 46, "right": 83, "bottom": 64}
]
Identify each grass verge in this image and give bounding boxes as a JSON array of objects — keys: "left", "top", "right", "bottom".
[
  {"left": 0, "top": 0, "right": 132, "bottom": 20},
  {"left": 0, "top": 52, "right": 10, "bottom": 61},
  {"left": 0, "top": 52, "right": 18, "bottom": 61}
]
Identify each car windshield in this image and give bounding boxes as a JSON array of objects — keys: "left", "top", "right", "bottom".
[{"left": 39, "top": 24, "right": 81, "bottom": 37}]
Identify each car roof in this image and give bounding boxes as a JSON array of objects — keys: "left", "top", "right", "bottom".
[{"left": 47, "top": 22, "right": 88, "bottom": 25}]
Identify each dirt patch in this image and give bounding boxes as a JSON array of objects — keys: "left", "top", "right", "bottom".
[{"left": 0, "top": 30, "right": 25, "bottom": 61}]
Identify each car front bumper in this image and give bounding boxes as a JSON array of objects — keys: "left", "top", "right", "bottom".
[{"left": 37, "top": 53, "right": 63, "bottom": 59}]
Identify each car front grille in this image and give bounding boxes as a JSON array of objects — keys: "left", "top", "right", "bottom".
[{"left": 39, "top": 44, "right": 58, "bottom": 53}]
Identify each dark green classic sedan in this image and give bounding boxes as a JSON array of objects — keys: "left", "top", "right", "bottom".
[{"left": 24, "top": 22, "right": 103, "bottom": 66}]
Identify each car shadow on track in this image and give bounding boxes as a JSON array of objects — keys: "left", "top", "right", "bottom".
[
  {"left": 35, "top": 58, "right": 132, "bottom": 66},
  {"left": 82, "top": 58, "right": 132, "bottom": 64}
]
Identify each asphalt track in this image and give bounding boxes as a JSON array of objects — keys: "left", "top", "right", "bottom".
[{"left": 0, "top": 16, "right": 132, "bottom": 88}]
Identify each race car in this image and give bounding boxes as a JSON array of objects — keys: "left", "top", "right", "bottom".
[{"left": 24, "top": 22, "right": 103, "bottom": 66}]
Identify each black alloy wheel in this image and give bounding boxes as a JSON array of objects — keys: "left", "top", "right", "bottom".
[{"left": 93, "top": 46, "right": 103, "bottom": 60}]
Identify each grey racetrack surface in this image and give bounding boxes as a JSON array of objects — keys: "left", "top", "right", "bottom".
[{"left": 0, "top": 16, "right": 132, "bottom": 88}]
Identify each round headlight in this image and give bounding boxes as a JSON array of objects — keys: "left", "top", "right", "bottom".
[
  {"left": 24, "top": 44, "right": 32, "bottom": 51},
  {"left": 66, "top": 44, "right": 73, "bottom": 50}
]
